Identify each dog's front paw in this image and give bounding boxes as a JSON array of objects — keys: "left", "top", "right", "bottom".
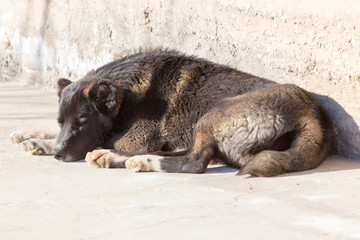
[
  {"left": 85, "top": 149, "right": 112, "bottom": 168},
  {"left": 10, "top": 130, "right": 57, "bottom": 145},
  {"left": 10, "top": 131, "right": 29, "bottom": 145},
  {"left": 85, "top": 149, "right": 129, "bottom": 168},
  {"left": 18, "top": 139, "right": 54, "bottom": 155},
  {"left": 125, "top": 156, "right": 151, "bottom": 172}
]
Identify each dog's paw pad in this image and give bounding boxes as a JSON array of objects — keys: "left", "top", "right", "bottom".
[
  {"left": 125, "top": 156, "right": 150, "bottom": 172},
  {"left": 85, "top": 149, "right": 112, "bottom": 168}
]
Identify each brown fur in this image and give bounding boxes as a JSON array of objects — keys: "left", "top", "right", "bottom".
[{"left": 86, "top": 84, "right": 332, "bottom": 177}]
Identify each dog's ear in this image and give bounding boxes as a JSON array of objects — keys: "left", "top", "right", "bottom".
[
  {"left": 86, "top": 80, "right": 120, "bottom": 117},
  {"left": 57, "top": 78, "right": 72, "bottom": 98}
]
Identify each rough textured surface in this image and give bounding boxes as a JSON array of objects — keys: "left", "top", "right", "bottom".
[
  {"left": 0, "top": 0, "right": 359, "bottom": 158},
  {"left": 2, "top": 82, "right": 360, "bottom": 239}
]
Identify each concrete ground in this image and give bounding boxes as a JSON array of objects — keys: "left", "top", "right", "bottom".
[{"left": 1, "top": 82, "right": 360, "bottom": 240}]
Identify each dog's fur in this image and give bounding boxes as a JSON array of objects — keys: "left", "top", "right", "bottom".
[
  {"left": 10, "top": 49, "right": 332, "bottom": 176},
  {"left": 89, "top": 84, "right": 331, "bottom": 177}
]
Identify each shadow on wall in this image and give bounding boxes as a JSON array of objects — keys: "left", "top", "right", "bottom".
[{"left": 313, "top": 93, "right": 360, "bottom": 160}]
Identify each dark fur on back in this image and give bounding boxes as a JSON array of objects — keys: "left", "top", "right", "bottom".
[{"left": 52, "top": 49, "right": 277, "bottom": 161}]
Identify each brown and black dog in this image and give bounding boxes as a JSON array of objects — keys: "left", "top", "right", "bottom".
[{"left": 10, "top": 49, "right": 332, "bottom": 176}]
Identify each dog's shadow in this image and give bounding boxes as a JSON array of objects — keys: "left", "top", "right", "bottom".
[
  {"left": 313, "top": 93, "right": 360, "bottom": 159},
  {"left": 205, "top": 165, "right": 239, "bottom": 175},
  {"left": 281, "top": 156, "right": 360, "bottom": 177},
  {"left": 205, "top": 156, "right": 360, "bottom": 176}
]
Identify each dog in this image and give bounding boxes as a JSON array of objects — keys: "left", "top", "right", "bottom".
[{"left": 10, "top": 49, "right": 332, "bottom": 176}]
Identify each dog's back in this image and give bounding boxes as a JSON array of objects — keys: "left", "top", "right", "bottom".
[{"left": 89, "top": 49, "right": 277, "bottom": 152}]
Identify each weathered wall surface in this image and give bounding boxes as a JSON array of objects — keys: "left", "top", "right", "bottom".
[{"left": 0, "top": 0, "right": 359, "bottom": 158}]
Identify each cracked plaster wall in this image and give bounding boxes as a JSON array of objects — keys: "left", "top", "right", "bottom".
[{"left": 0, "top": 0, "right": 359, "bottom": 158}]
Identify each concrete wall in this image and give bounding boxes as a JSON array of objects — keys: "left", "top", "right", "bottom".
[{"left": 0, "top": 0, "right": 359, "bottom": 158}]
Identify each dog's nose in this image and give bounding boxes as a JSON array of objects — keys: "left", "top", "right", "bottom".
[
  {"left": 51, "top": 147, "right": 63, "bottom": 160},
  {"left": 53, "top": 153, "right": 62, "bottom": 160}
]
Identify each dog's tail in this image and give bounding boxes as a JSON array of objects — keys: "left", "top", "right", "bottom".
[{"left": 238, "top": 112, "right": 332, "bottom": 177}]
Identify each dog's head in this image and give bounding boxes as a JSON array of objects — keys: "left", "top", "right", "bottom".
[{"left": 51, "top": 77, "right": 123, "bottom": 161}]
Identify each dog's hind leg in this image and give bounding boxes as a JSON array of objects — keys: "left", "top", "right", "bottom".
[
  {"left": 125, "top": 153, "right": 210, "bottom": 173},
  {"left": 238, "top": 119, "right": 331, "bottom": 177},
  {"left": 125, "top": 127, "right": 218, "bottom": 173}
]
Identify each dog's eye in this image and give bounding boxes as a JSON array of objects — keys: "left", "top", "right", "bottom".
[{"left": 78, "top": 118, "right": 88, "bottom": 126}]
